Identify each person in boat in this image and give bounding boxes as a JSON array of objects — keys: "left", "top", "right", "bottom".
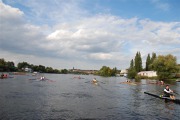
[
  {"left": 4, "top": 74, "right": 8, "bottom": 78},
  {"left": 164, "top": 85, "right": 175, "bottom": 100},
  {"left": 160, "top": 80, "right": 164, "bottom": 85},
  {"left": 126, "top": 79, "right": 131, "bottom": 83},
  {"left": 157, "top": 80, "right": 164, "bottom": 85},
  {"left": 92, "top": 78, "right": 97, "bottom": 83},
  {"left": 1, "top": 73, "right": 4, "bottom": 79},
  {"left": 40, "top": 76, "right": 45, "bottom": 80}
]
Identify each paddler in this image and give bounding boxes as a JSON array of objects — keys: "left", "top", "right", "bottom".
[
  {"left": 164, "top": 85, "right": 175, "bottom": 100},
  {"left": 92, "top": 78, "right": 97, "bottom": 83},
  {"left": 160, "top": 80, "right": 164, "bottom": 85},
  {"left": 126, "top": 79, "right": 131, "bottom": 83},
  {"left": 40, "top": 76, "right": 45, "bottom": 80},
  {"left": 4, "top": 74, "right": 8, "bottom": 78},
  {"left": 1, "top": 73, "right": 4, "bottom": 79}
]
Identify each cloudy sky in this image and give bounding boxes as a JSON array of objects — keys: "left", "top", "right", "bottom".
[{"left": 0, "top": 0, "right": 180, "bottom": 70}]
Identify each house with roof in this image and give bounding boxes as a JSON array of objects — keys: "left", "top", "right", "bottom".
[
  {"left": 120, "top": 69, "right": 128, "bottom": 77},
  {"left": 138, "top": 71, "right": 157, "bottom": 77}
]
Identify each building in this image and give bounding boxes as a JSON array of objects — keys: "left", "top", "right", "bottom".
[
  {"left": 120, "top": 69, "right": 128, "bottom": 76},
  {"left": 24, "top": 67, "right": 32, "bottom": 73},
  {"left": 138, "top": 71, "right": 157, "bottom": 77}
]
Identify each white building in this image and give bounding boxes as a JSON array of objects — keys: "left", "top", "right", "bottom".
[
  {"left": 120, "top": 69, "right": 128, "bottom": 76},
  {"left": 24, "top": 67, "right": 32, "bottom": 72},
  {"left": 138, "top": 71, "right": 157, "bottom": 77}
]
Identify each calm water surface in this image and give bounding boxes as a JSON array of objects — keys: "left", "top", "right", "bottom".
[{"left": 0, "top": 73, "right": 180, "bottom": 120}]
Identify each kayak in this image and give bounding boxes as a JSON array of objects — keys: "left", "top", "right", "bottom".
[
  {"left": 93, "top": 82, "right": 98, "bottom": 85},
  {"left": 144, "top": 92, "right": 180, "bottom": 104},
  {"left": 91, "top": 80, "right": 98, "bottom": 85}
]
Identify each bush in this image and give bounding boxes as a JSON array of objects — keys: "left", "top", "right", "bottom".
[
  {"left": 127, "top": 68, "right": 137, "bottom": 79},
  {"left": 135, "top": 75, "right": 141, "bottom": 82}
]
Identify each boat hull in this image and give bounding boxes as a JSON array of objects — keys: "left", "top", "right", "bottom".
[{"left": 144, "top": 92, "right": 180, "bottom": 104}]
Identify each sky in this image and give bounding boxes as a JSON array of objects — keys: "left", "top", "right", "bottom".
[{"left": 0, "top": 0, "right": 180, "bottom": 70}]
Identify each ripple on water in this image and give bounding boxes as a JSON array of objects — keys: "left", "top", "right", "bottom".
[
  {"left": 61, "top": 92, "right": 93, "bottom": 99},
  {"left": 5, "top": 92, "right": 36, "bottom": 99},
  {"left": 51, "top": 109, "right": 72, "bottom": 113},
  {"left": 1, "top": 75, "right": 180, "bottom": 120}
]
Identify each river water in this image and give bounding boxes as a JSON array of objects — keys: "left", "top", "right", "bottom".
[{"left": 0, "top": 73, "right": 180, "bottom": 120}]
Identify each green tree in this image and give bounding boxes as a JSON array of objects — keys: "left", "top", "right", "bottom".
[
  {"left": 61, "top": 69, "right": 68, "bottom": 74},
  {"left": 153, "top": 54, "right": 178, "bottom": 80},
  {"left": 146, "top": 54, "right": 151, "bottom": 71},
  {"left": 127, "top": 68, "right": 136, "bottom": 79},
  {"left": 6, "top": 61, "right": 16, "bottom": 71},
  {"left": 17, "top": 62, "right": 30, "bottom": 70},
  {"left": 130, "top": 59, "right": 134, "bottom": 69},
  {"left": 134, "top": 52, "right": 142, "bottom": 72},
  {"left": 178, "top": 64, "right": 180, "bottom": 72},
  {"left": 0, "top": 58, "right": 6, "bottom": 71},
  {"left": 53, "top": 69, "right": 60, "bottom": 73},
  {"left": 98, "top": 66, "right": 115, "bottom": 77},
  {"left": 149, "top": 52, "right": 156, "bottom": 70},
  {"left": 46, "top": 67, "right": 54, "bottom": 73},
  {"left": 139, "top": 52, "right": 143, "bottom": 71},
  {"left": 151, "top": 52, "right": 156, "bottom": 63},
  {"left": 127, "top": 59, "right": 137, "bottom": 79},
  {"left": 32, "top": 65, "right": 39, "bottom": 72},
  {"left": 111, "top": 67, "right": 117, "bottom": 76},
  {"left": 38, "top": 65, "right": 46, "bottom": 73},
  {"left": 0, "top": 59, "right": 17, "bottom": 72}
]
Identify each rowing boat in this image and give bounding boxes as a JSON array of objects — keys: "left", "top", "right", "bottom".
[{"left": 144, "top": 92, "right": 180, "bottom": 104}]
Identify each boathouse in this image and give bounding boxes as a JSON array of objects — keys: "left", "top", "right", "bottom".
[{"left": 138, "top": 71, "right": 157, "bottom": 77}]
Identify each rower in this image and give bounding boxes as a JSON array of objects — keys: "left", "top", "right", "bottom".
[
  {"left": 126, "top": 79, "right": 131, "bottom": 83},
  {"left": 157, "top": 80, "right": 164, "bottom": 85},
  {"left": 164, "top": 85, "right": 175, "bottom": 100},
  {"left": 160, "top": 80, "right": 164, "bottom": 85},
  {"left": 92, "top": 78, "right": 97, "bottom": 83},
  {"left": 1, "top": 73, "right": 4, "bottom": 79},
  {"left": 40, "top": 76, "right": 45, "bottom": 80},
  {"left": 4, "top": 74, "right": 8, "bottom": 78}
]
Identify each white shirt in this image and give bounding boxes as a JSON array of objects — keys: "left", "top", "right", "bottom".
[{"left": 164, "top": 88, "right": 172, "bottom": 93}]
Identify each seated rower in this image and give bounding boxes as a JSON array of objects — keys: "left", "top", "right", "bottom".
[
  {"left": 160, "top": 80, "right": 164, "bottom": 85},
  {"left": 4, "top": 74, "right": 8, "bottom": 78},
  {"left": 126, "top": 79, "right": 131, "bottom": 83},
  {"left": 164, "top": 85, "right": 175, "bottom": 100},
  {"left": 40, "top": 76, "right": 45, "bottom": 80},
  {"left": 1, "top": 73, "right": 4, "bottom": 79},
  {"left": 92, "top": 78, "right": 97, "bottom": 83},
  {"left": 157, "top": 80, "right": 164, "bottom": 85}
]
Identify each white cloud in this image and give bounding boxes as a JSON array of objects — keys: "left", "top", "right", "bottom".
[
  {"left": 0, "top": 1, "right": 23, "bottom": 17},
  {"left": 88, "top": 53, "right": 113, "bottom": 60},
  {"left": 8, "top": 0, "right": 88, "bottom": 25},
  {"left": 0, "top": 1, "right": 180, "bottom": 70}
]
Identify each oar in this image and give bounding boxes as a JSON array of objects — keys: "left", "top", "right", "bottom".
[
  {"left": 173, "top": 91, "right": 179, "bottom": 95},
  {"left": 47, "top": 79, "right": 55, "bottom": 82}
]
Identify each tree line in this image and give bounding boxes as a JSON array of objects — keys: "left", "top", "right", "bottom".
[
  {"left": 0, "top": 58, "right": 68, "bottom": 74},
  {"left": 0, "top": 59, "right": 17, "bottom": 72},
  {"left": 127, "top": 52, "right": 179, "bottom": 80},
  {"left": 97, "top": 66, "right": 118, "bottom": 77}
]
